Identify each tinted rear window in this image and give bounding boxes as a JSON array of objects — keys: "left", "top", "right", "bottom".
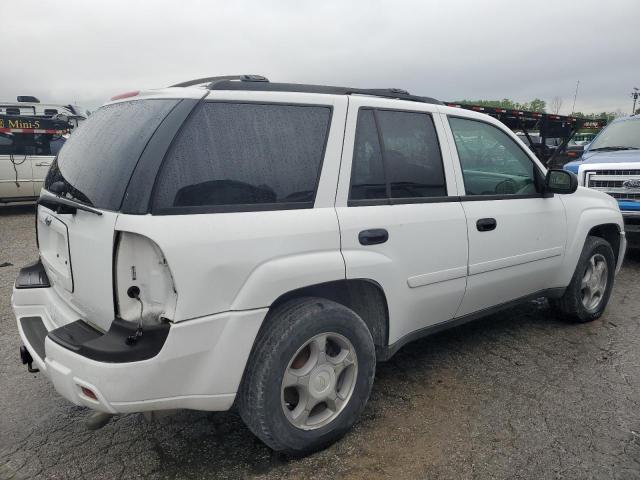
[
  {"left": 153, "top": 102, "right": 331, "bottom": 213},
  {"left": 44, "top": 99, "right": 178, "bottom": 210},
  {"left": 349, "top": 108, "right": 446, "bottom": 203}
]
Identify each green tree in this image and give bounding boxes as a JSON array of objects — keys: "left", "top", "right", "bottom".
[{"left": 526, "top": 99, "right": 546, "bottom": 113}]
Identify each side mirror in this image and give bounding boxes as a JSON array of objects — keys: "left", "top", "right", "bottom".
[{"left": 545, "top": 169, "right": 578, "bottom": 194}]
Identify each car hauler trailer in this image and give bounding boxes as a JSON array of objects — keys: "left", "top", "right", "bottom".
[{"left": 444, "top": 102, "right": 606, "bottom": 167}]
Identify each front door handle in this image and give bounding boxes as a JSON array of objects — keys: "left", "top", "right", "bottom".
[
  {"left": 359, "top": 228, "right": 389, "bottom": 246},
  {"left": 476, "top": 218, "right": 497, "bottom": 232},
  {"left": 35, "top": 162, "right": 51, "bottom": 167}
]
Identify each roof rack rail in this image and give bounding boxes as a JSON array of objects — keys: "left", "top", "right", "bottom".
[
  {"left": 170, "top": 74, "right": 269, "bottom": 89},
  {"left": 208, "top": 81, "right": 442, "bottom": 105}
]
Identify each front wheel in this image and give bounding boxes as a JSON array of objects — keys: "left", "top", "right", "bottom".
[
  {"left": 550, "top": 236, "right": 616, "bottom": 323},
  {"left": 237, "top": 297, "right": 376, "bottom": 455}
]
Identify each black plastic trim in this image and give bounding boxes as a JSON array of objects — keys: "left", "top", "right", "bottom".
[
  {"left": 459, "top": 193, "right": 549, "bottom": 202},
  {"left": 377, "top": 287, "right": 566, "bottom": 361},
  {"left": 209, "top": 80, "right": 442, "bottom": 105},
  {"left": 153, "top": 201, "right": 313, "bottom": 216},
  {"left": 48, "top": 318, "right": 170, "bottom": 363},
  {"left": 121, "top": 97, "right": 204, "bottom": 214},
  {"left": 348, "top": 196, "right": 461, "bottom": 207},
  {"left": 15, "top": 259, "right": 50, "bottom": 289},
  {"left": 19, "top": 316, "right": 47, "bottom": 360},
  {"left": 347, "top": 194, "right": 552, "bottom": 207}
]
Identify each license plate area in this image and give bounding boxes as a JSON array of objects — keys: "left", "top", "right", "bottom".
[{"left": 37, "top": 209, "right": 73, "bottom": 292}]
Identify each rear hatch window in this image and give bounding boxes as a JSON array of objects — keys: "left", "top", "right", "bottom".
[{"left": 44, "top": 99, "right": 178, "bottom": 211}]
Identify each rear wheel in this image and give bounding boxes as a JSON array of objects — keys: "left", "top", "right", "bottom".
[
  {"left": 237, "top": 297, "right": 376, "bottom": 455},
  {"left": 550, "top": 236, "right": 616, "bottom": 323}
]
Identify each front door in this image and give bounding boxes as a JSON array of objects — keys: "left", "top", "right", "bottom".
[
  {"left": 443, "top": 114, "right": 567, "bottom": 316},
  {"left": 335, "top": 98, "right": 468, "bottom": 345}
]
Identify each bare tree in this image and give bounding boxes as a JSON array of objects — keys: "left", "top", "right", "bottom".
[{"left": 550, "top": 96, "right": 563, "bottom": 115}]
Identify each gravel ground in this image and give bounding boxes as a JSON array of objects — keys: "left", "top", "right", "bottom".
[{"left": 1, "top": 205, "right": 640, "bottom": 480}]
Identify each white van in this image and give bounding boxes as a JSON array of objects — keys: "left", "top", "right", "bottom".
[{"left": 0, "top": 97, "right": 84, "bottom": 204}]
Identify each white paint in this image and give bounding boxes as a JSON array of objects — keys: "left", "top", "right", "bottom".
[{"left": 12, "top": 88, "right": 626, "bottom": 415}]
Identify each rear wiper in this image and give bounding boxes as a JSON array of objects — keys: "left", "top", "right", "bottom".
[
  {"left": 38, "top": 192, "right": 103, "bottom": 216},
  {"left": 589, "top": 146, "right": 636, "bottom": 152}
]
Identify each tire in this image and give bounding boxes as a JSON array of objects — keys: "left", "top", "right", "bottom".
[
  {"left": 550, "top": 236, "right": 616, "bottom": 323},
  {"left": 237, "top": 297, "right": 376, "bottom": 455}
]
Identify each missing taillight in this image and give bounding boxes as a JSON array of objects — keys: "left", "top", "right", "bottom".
[{"left": 114, "top": 232, "right": 177, "bottom": 325}]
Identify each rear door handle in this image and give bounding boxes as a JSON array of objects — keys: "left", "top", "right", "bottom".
[
  {"left": 35, "top": 162, "right": 51, "bottom": 167},
  {"left": 359, "top": 228, "right": 389, "bottom": 246},
  {"left": 476, "top": 218, "right": 497, "bottom": 232}
]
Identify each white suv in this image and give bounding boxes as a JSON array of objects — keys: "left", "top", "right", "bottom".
[{"left": 13, "top": 75, "right": 626, "bottom": 455}]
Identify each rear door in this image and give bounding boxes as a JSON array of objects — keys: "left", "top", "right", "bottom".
[
  {"left": 335, "top": 97, "right": 468, "bottom": 345},
  {"left": 442, "top": 113, "right": 567, "bottom": 316},
  {"left": 37, "top": 98, "right": 180, "bottom": 331}
]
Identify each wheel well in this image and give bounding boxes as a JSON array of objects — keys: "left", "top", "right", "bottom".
[
  {"left": 270, "top": 279, "right": 389, "bottom": 350},
  {"left": 588, "top": 224, "right": 621, "bottom": 263}
]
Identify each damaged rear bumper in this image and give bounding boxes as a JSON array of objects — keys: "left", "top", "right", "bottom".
[{"left": 13, "top": 261, "right": 267, "bottom": 414}]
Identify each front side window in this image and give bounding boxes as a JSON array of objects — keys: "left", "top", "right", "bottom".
[
  {"left": 349, "top": 108, "right": 446, "bottom": 203},
  {"left": 153, "top": 102, "right": 331, "bottom": 212},
  {"left": 448, "top": 117, "right": 539, "bottom": 196}
]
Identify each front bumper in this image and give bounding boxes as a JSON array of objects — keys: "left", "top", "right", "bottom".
[{"left": 13, "top": 264, "right": 267, "bottom": 414}]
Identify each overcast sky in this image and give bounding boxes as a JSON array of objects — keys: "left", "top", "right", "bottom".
[{"left": 1, "top": 0, "right": 638, "bottom": 115}]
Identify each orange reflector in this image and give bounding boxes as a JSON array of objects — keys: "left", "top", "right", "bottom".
[{"left": 81, "top": 386, "right": 97, "bottom": 400}]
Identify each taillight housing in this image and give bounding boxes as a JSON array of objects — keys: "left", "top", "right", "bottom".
[{"left": 113, "top": 232, "right": 177, "bottom": 323}]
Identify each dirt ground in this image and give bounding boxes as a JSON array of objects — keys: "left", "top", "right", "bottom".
[{"left": 1, "top": 205, "right": 640, "bottom": 480}]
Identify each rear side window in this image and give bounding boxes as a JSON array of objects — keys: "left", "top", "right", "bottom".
[
  {"left": 349, "top": 108, "right": 446, "bottom": 204},
  {"left": 45, "top": 99, "right": 178, "bottom": 210},
  {"left": 153, "top": 102, "right": 331, "bottom": 213}
]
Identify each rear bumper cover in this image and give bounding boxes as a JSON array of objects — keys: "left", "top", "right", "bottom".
[{"left": 13, "top": 269, "right": 267, "bottom": 414}]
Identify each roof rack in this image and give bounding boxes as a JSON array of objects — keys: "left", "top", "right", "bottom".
[
  {"left": 170, "top": 74, "right": 269, "bottom": 88},
  {"left": 170, "top": 74, "right": 442, "bottom": 105},
  {"left": 208, "top": 80, "right": 442, "bottom": 105}
]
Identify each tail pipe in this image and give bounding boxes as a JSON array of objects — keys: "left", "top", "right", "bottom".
[{"left": 19, "top": 345, "right": 39, "bottom": 373}]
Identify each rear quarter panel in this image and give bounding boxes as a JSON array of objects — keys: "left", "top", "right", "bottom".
[{"left": 114, "top": 92, "right": 349, "bottom": 321}]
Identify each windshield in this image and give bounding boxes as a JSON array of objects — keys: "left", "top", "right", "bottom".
[
  {"left": 44, "top": 99, "right": 178, "bottom": 210},
  {"left": 589, "top": 119, "right": 640, "bottom": 151}
]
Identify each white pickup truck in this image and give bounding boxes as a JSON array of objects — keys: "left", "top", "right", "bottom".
[{"left": 13, "top": 76, "right": 626, "bottom": 455}]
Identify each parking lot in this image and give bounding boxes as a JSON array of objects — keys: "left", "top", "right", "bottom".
[{"left": 0, "top": 205, "right": 639, "bottom": 480}]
